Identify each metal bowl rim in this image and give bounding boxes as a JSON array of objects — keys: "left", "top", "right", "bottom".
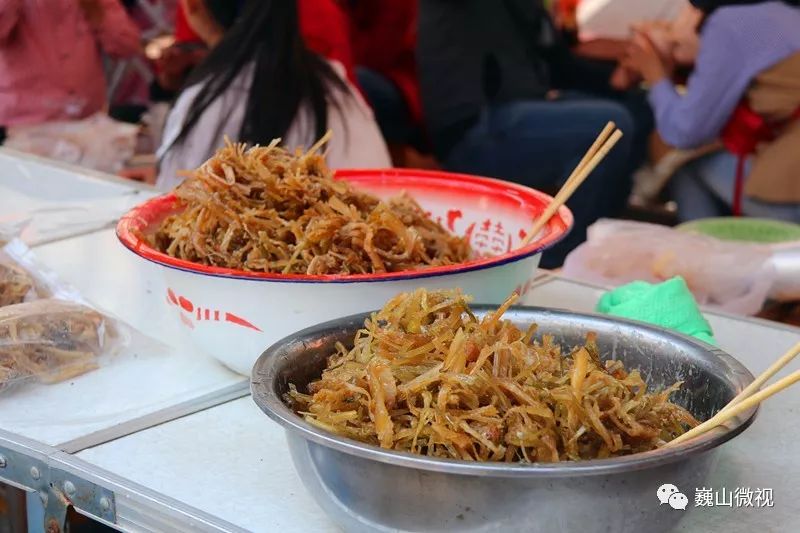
[{"left": 251, "top": 306, "right": 757, "bottom": 478}]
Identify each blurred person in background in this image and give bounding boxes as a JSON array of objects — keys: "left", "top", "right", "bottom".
[
  {"left": 418, "top": 0, "right": 641, "bottom": 268},
  {"left": 155, "top": 0, "right": 356, "bottom": 97},
  {"left": 625, "top": 0, "right": 800, "bottom": 222},
  {"left": 554, "top": 0, "right": 581, "bottom": 33},
  {"left": 0, "top": 0, "right": 140, "bottom": 143},
  {"left": 156, "top": 0, "right": 389, "bottom": 190},
  {"left": 150, "top": 3, "right": 210, "bottom": 99},
  {"left": 297, "top": 0, "right": 355, "bottom": 85},
  {"left": 344, "top": 0, "right": 428, "bottom": 167},
  {"left": 633, "top": 4, "right": 703, "bottom": 68}
]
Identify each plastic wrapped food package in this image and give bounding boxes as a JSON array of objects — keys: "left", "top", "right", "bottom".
[
  {"left": 0, "top": 239, "right": 145, "bottom": 395},
  {"left": 0, "top": 239, "right": 83, "bottom": 307},
  {"left": 1, "top": 242, "right": 50, "bottom": 306},
  {"left": 563, "top": 220, "right": 776, "bottom": 315},
  {"left": 0, "top": 261, "right": 38, "bottom": 306},
  {"left": 0, "top": 299, "right": 129, "bottom": 393}
]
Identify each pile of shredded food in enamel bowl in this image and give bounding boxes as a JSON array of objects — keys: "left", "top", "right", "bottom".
[
  {"left": 150, "top": 138, "right": 471, "bottom": 275},
  {"left": 120, "top": 135, "right": 574, "bottom": 375},
  {"left": 286, "top": 289, "right": 700, "bottom": 463}
]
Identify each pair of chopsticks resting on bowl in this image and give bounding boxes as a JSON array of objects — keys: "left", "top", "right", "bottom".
[
  {"left": 522, "top": 121, "right": 624, "bottom": 247},
  {"left": 517, "top": 123, "right": 800, "bottom": 447},
  {"left": 666, "top": 340, "right": 800, "bottom": 447}
]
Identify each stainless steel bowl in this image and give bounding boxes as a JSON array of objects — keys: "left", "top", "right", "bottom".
[{"left": 251, "top": 307, "right": 757, "bottom": 533}]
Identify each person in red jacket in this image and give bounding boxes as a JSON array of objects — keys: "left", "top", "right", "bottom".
[
  {"left": 173, "top": 1, "right": 199, "bottom": 43},
  {"left": 297, "top": 0, "right": 356, "bottom": 84},
  {"left": 344, "top": 0, "right": 427, "bottom": 157},
  {"left": 157, "top": 0, "right": 356, "bottom": 94}
]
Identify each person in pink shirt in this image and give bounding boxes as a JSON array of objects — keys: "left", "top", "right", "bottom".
[{"left": 0, "top": 0, "right": 140, "bottom": 138}]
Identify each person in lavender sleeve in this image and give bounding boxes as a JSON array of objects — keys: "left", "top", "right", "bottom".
[{"left": 625, "top": 0, "right": 800, "bottom": 222}]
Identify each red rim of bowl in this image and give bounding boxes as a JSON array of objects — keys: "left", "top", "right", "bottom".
[{"left": 116, "top": 169, "right": 573, "bottom": 284}]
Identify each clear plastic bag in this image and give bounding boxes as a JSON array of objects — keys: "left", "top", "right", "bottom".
[
  {"left": 0, "top": 260, "right": 39, "bottom": 306},
  {"left": 1, "top": 244, "right": 50, "bottom": 306},
  {"left": 563, "top": 219, "right": 776, "bottom": 315},
  {"left": 0, "top": 299, "right": 129, "bottom": 393},
  {"left": 0, "top": 224, "right": 17, "bottom": 247},
  {"left": 4, "top": 113, "right": 139, "bottom": 174},
  {"left": 0, "top": 240, "right": 152, "bottom": 394},
  {"left": 0, "top": 239, "right": 83, "bottom": 307}
]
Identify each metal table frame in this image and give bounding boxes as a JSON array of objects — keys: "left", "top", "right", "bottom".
[{"left": 0, "top": 429, "right": 244, "bottom": 532}]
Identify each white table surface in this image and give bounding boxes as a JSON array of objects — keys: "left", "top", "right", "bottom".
[
  {"left": 1, "top": 152, "right": 797, "bottom": 531},
  {"left": 0, "top": 229, "right": 245, "bottom": 450},
  {"left": 75, "top": 276, "right": 800, "bottom": 533},
  {"left": 78, "top": 398, "right": 337, "bottom": 533},
  {"left": 0, "top": 148, "right": 156, "bottom": 246}
]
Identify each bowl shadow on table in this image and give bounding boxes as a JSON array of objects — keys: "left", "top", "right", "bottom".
[{"left": 252, "top": 306, "right": 757, "bottom": 533}]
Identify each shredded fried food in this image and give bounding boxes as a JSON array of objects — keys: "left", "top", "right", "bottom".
[
  {"left": 151, "top": 138, "right": 471, "bottom": 274},
  {"left": 287, "top": 289, "right": 700, "bottom": 462},
  {"left": 0, "top": 262, "right": 35, "bottom": 307},
  {"left": 0, "top": 300, "right": 114, "bottom": 390}
]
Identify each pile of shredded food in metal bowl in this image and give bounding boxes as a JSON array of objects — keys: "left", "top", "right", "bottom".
[
  {"left": 286, "top": 289, "right": 700, "bottom": 462},
  {"left": 151, "top": 137, "right": 471, "bottom": 275}
]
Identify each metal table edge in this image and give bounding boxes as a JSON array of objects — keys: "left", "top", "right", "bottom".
[
  {"left": 0, "top": 147, "right": 157, "bottom": 193},
  {"left": 1, "top": 422, "right": 248, "bottom": 532},
  {"left": 50, "top": 450, "right": 249, "bottom": 533},
  {"left": 57, "top": 379, "right": 251, "bottom": 454}
]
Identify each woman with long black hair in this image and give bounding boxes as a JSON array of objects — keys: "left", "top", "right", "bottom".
[
  {"left": 155, "top": 0, "right": 389, "bottom": 190},
  {"left": 625, "top": 0, "right": 800, "bottom": 222}
]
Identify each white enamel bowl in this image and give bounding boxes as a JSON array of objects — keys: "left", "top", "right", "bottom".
[{"left": 116, "top": 169, "right": 573, "bottom": 374}]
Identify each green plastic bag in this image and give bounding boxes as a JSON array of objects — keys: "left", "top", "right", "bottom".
[{"left": 596, "top": 277, "right": 716, "bottom": 345}]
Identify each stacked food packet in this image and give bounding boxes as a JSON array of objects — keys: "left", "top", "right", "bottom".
[{"left": 0, "top": 239, "right": 130, "bottom": 393}]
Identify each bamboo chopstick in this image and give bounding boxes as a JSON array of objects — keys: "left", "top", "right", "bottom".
[
  {"left": 666, "top": 368, "right": 800, "bottom": 447},
  {"left": 664, "top": 341, "right": 800, "bottom": 447},
  {"left": 722, "top": 341, "right": 800, "bottom": 411},
  {"left": 562, "top": 121, "right": 617, "bottom": 190},
  {"left": 522, "top": 125, "right": 623, "bottom": 247}
]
